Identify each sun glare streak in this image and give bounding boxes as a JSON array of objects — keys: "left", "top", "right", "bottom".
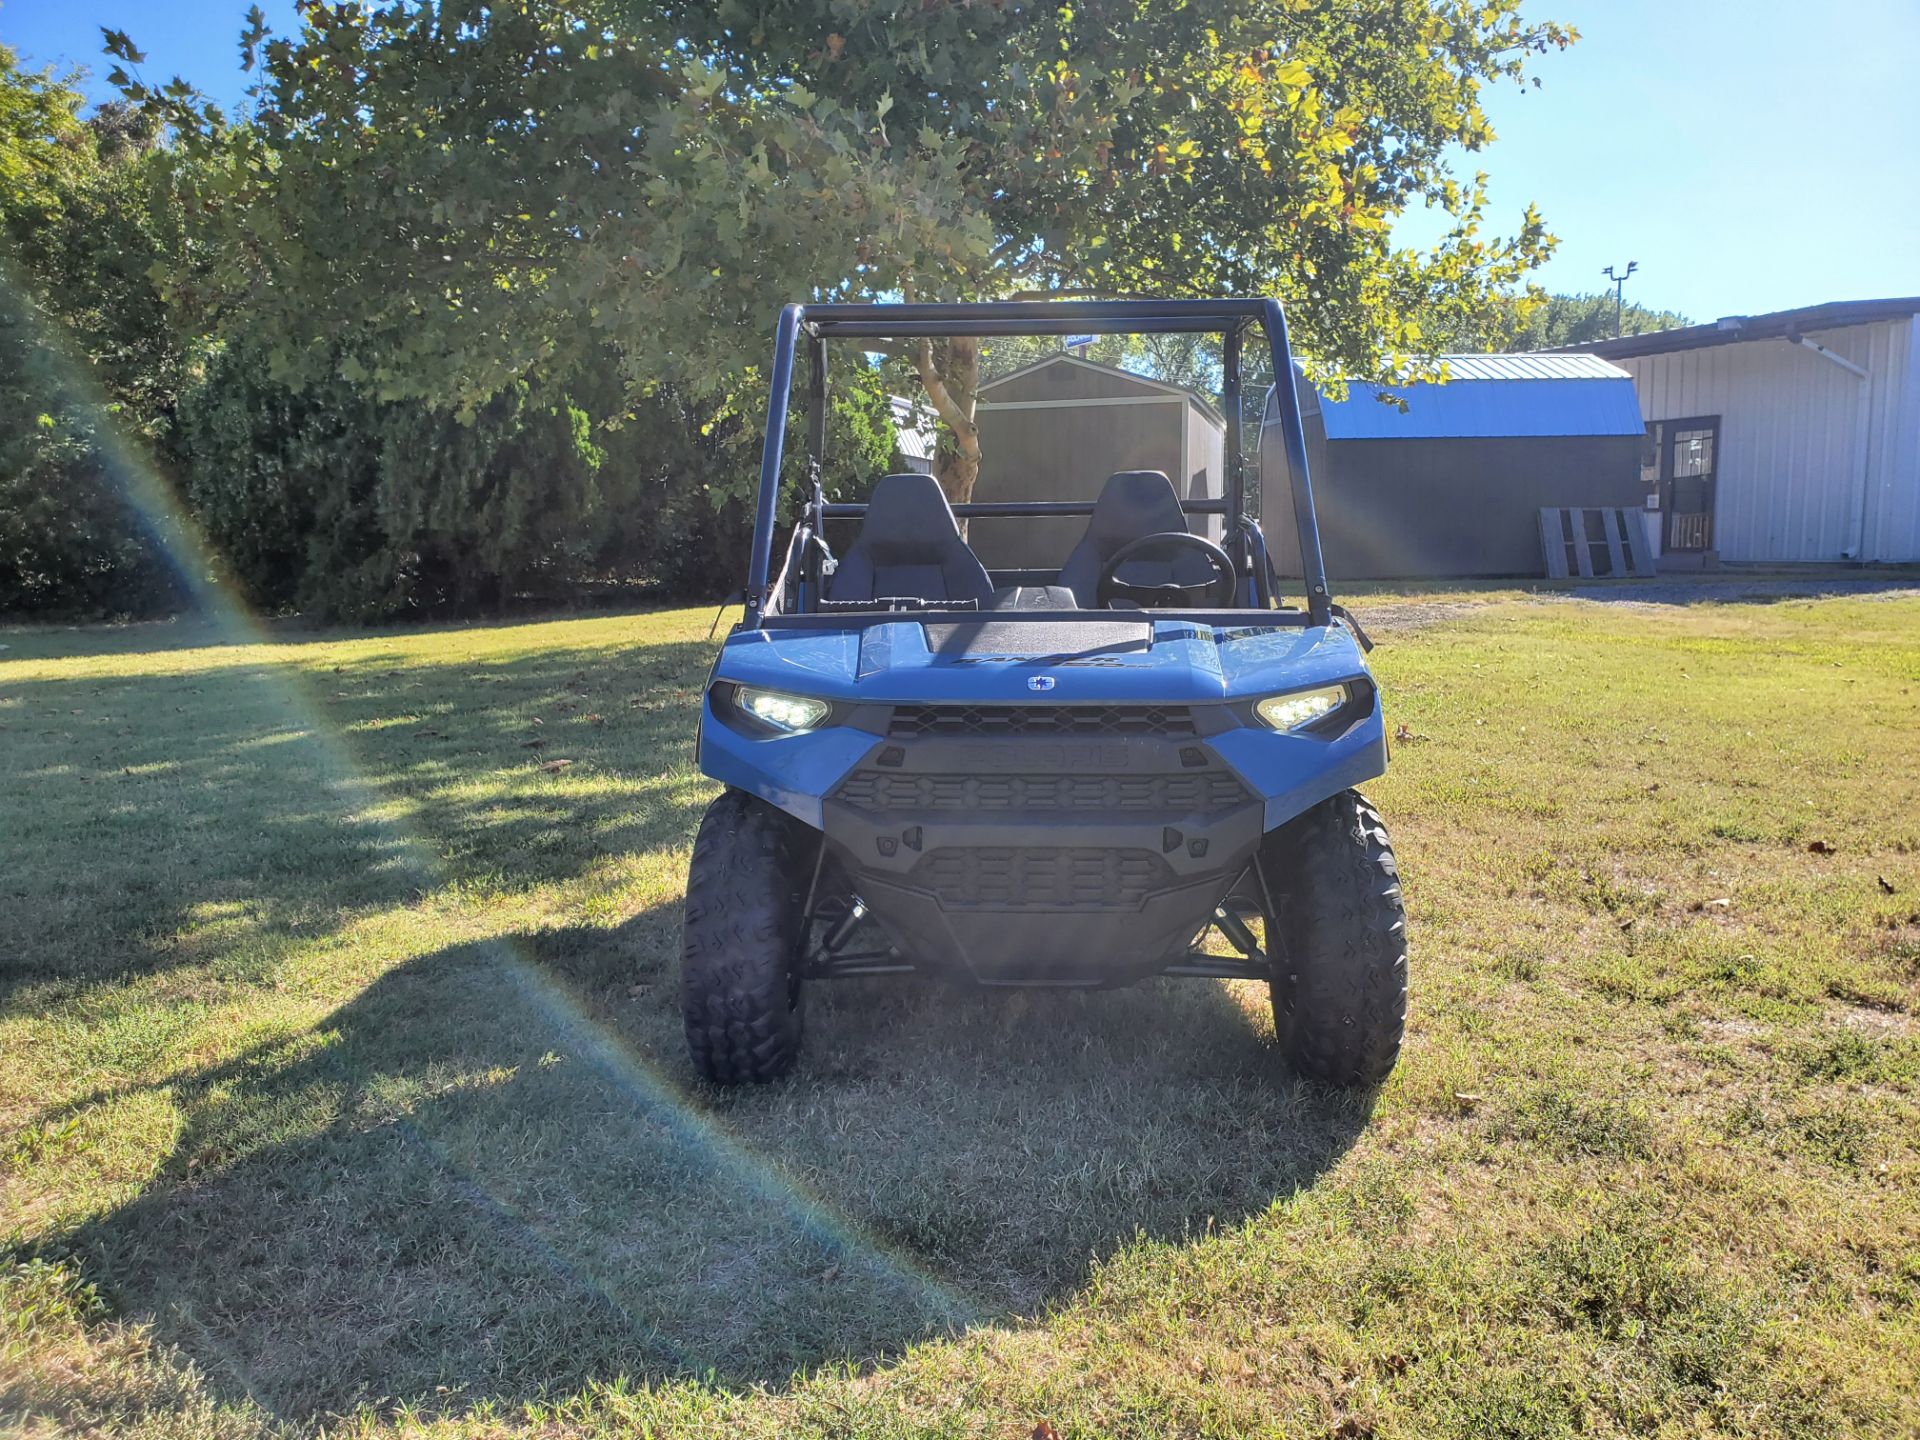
[
  {"left": 6, "top": 260, "right": 976, "bottom": 1380},
  {"left": 492, "top": 949, "right": 978, "bottom": 1332}
]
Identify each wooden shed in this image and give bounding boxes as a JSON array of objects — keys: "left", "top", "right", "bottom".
[{"left": 966, "top": 354, "right": 1226, "bottom": 570}]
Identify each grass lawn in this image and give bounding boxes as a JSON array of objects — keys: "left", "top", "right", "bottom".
[{"left": 3, "top": 588, "right": 1918, "bottom": 1438}]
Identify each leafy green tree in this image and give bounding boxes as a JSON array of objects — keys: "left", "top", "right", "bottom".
[
  {"left": 176, "top": 336, "right": 894, "bottom": 618},
  {"left": 123, "top": 0, "right": 1575, "bottom": 507},
  {"left": 0, "top": 45, "right": 184, "bottom": 617},
  {"left": 1430, "top": 289, "right": 1690, "bottom": 352}
]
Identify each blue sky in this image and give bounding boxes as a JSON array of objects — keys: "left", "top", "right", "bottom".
[{"left": 3, "top": 0, "right": 1914, "bottom": 325}]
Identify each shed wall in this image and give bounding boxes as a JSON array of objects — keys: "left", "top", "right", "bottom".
[
  {"left": 970, "top": 398, "right": 1184, "bottom": 569},
  {"left": 1612, "top": 317, "right": 1920, "bottom": 562},
  {"left": 1264, "top": 434, "right": 1643, "bottom": 579}
]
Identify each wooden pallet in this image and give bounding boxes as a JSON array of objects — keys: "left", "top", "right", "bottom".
[{"left": 1538, "top": 507, "right": 1657, "bottom": 579}]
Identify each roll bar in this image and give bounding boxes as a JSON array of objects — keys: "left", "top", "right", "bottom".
[{"left": 744, "top": 299, "right": 1331, "bottom": 628}]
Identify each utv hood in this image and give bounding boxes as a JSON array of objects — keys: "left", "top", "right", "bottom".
[{"left": 709, "top": 616, "right": 1370, "bottom": 708}]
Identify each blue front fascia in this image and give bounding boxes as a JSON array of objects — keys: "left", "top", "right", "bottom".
[
  {"left": 700, "top": 619, "right": 1388, "bottom": 832},
  {"left": 1208, "top": 704, "right": 1389, "bottom": 831},
  {"left": 698, "top": 690, "right": 878, "bottom": 829}
]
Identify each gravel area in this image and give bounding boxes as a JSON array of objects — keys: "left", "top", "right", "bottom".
[
  {"left": 1343, "top": 575, "right": 1920, "bottom": 636},
  {"left": 1558, "top": 576, "right": 1920, "bottom": 608}
]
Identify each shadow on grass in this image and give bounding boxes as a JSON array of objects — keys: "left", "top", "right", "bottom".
[{"left": 47, "top": 905, "right": 1370, "bottom": 1422}]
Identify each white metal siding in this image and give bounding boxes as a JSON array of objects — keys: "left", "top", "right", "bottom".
[{"left": 1615, "top": 317, "right": 1919, "bottom": 562}]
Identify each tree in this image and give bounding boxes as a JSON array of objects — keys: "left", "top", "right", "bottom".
[
  {"left": 175, "top": 337, "right": 895, "bottom": 618},
  {"left": 0, "top": 45, "right": 185, "bottom": 617},
  {"left": 123, "top": 0, "right": 1576, "bottom": 509},
  {"left": 1428, "top": 289, "right": 1690, "bottom": 352}
]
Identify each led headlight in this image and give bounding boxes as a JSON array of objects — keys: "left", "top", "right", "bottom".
[
  {"left": 734, "top": 685, "right": 831, "bottom": 734},
  {"left": 1254, "top": 683, "right": 1350, "bottom": 732}
]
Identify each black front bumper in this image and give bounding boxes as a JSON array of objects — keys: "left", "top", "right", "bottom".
[{"left": 820, "top": 706, "right": 1264, "bottom": 985}]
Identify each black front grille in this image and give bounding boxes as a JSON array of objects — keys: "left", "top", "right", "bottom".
[
  {"left": 914, "top": 847, "right": 1166, "bottom": 910},
  {"left": 888, "top": 704, "right": 1196, "bottom": 738},
  {"left": 834, "top": 769, "right": 1247, "bottom": 815}
]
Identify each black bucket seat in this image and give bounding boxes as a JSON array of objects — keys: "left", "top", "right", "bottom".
[
  {"left": 827, "top": 473, "right": 994, "bottom": 606},
  {"left": 1058, "top": 470, "right": 1216, "bottom": 608}
]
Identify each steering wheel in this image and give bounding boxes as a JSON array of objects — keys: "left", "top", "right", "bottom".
[{"left": 1095, "top": 531, "right": 1238, "bottom": 609}]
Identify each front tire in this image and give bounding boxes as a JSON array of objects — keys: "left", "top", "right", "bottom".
[
  {"left": 1260, "top": 789, "right": 1408, "bottom": 1087},
  {"left": 680, "top": 790, "right": 811, "bottom": 1084}
]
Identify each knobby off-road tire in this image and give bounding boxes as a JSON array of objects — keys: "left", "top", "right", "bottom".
[
  {"left": 1260, "top": 789, "right": 1408, "bottom": 1087},
  {"left": 680, "top": 789, "right": 811, "bottom": 1084}
]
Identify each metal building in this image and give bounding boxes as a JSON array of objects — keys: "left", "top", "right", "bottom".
[
  {"left": 963, "top": 354, "right": 1226, "bottom": 569},
  {"left": 1569, "top": 297, "right": 1920, "bottom": 565},
  {"left": 1262, "top": 354, "right": 1647, "bottom": 579},
  {"left": 888, "top": 394, "right": 937, "bottom": 475}
]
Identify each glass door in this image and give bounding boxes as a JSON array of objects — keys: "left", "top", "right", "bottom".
[{"left": 1660, "top": 417, "right": 1719, "bottom": 552}]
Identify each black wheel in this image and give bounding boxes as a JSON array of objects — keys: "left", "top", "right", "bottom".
[
  {"left": 680, "top": 789, "right": 812, "bottom": 1084},
  {"left": 1259, "top": 789, "right": 1408, "bottom": 1087}
]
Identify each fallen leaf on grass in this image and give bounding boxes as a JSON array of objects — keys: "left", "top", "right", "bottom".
[
  {"left": 583, "top": 712, "right": 604, "bottom": 725},
  {"left": 1393, "top": 722, "right": 1430, "bottom": 744},
  {"left": 1808, "top": 839, "right": 1837, "bottom": 855},
  {"left": 1030, "top": 1424, "right": 1062, "bottom": 1440},
  {"left": 538, "top": 758, "right": 573, "bottom": 773},
  {"left": 521, "top": 738, "right": 546, "bottom": 749},
  {"left": 1702, "top": 897, "right": 1732, "bottom": 911},
  {"left": 818, "top": 1264, "right": 839, "bottom": 1284},
  {"left": 1878, "top": 875, "right": 1898, "bottom": 895},
  {"left": 1453, "top": 1091, "right": 1483, "bottom": 1111}
]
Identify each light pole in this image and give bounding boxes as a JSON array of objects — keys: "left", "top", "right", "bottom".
[{"left": 1602, "top": 261, "right": 1639, "bottom": 337}]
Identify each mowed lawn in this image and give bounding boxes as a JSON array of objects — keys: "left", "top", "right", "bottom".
[{"left": 3, "top": 589, "right": 1918, "bottom": 1439}]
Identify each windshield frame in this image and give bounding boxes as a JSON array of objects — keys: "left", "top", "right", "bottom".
[{"left": 743, "top": 299, "right": 1331, "bottom": 630}]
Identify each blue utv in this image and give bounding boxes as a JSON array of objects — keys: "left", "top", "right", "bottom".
[{"left": 681, "top": 299, "right": 1405, "bottom": 1088}]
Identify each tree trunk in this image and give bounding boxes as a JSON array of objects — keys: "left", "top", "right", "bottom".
[{"left": 914, "top": 337, "right": 982, "bottom": 514}]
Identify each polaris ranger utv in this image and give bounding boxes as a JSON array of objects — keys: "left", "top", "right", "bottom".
[{"left": 681, "top": 299, "right": 1405, "bottom": 1088}]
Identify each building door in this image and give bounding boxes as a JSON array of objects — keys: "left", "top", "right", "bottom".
[{"left": 1656, "top": 417, "right": 1719, "bottom": 552}]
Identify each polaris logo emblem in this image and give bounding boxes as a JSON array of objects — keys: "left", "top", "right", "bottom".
[{"left": 1027, "top": 675, "right": 1057, "bottom": 692}]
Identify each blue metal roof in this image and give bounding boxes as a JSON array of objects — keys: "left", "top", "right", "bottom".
[{"left": 1318, "top": 355, "right": 1645, "bottom": 440}]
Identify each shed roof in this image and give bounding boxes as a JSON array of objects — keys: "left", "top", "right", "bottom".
[
  {"left": 1558, "top": 296, "right": 1920, "bottom": 361},
  {"left": 979, "top": 352, "right": 1226, "bottom": 426},
  {"left": 1318, "top": 354, "right": 1645, "bottom": 441},
  {"left": 1430, "top": 353, "right": 1629, "bottom": 381}
]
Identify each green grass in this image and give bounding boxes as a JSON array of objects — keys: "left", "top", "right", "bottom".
[{"left": 3, "top": 591, "right": 1918, "bottom": 1438}]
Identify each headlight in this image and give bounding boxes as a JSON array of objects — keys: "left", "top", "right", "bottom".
[
  {"left": 1254, "top": 683, "right": 1350, "bottom": 732},
  {"left": 734, "top": 685, "right": 831, "bottom": 734}
]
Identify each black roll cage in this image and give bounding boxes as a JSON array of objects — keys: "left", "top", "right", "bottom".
[{"left": 744, "top": 298, "right": 1332, "bottom": 631}]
